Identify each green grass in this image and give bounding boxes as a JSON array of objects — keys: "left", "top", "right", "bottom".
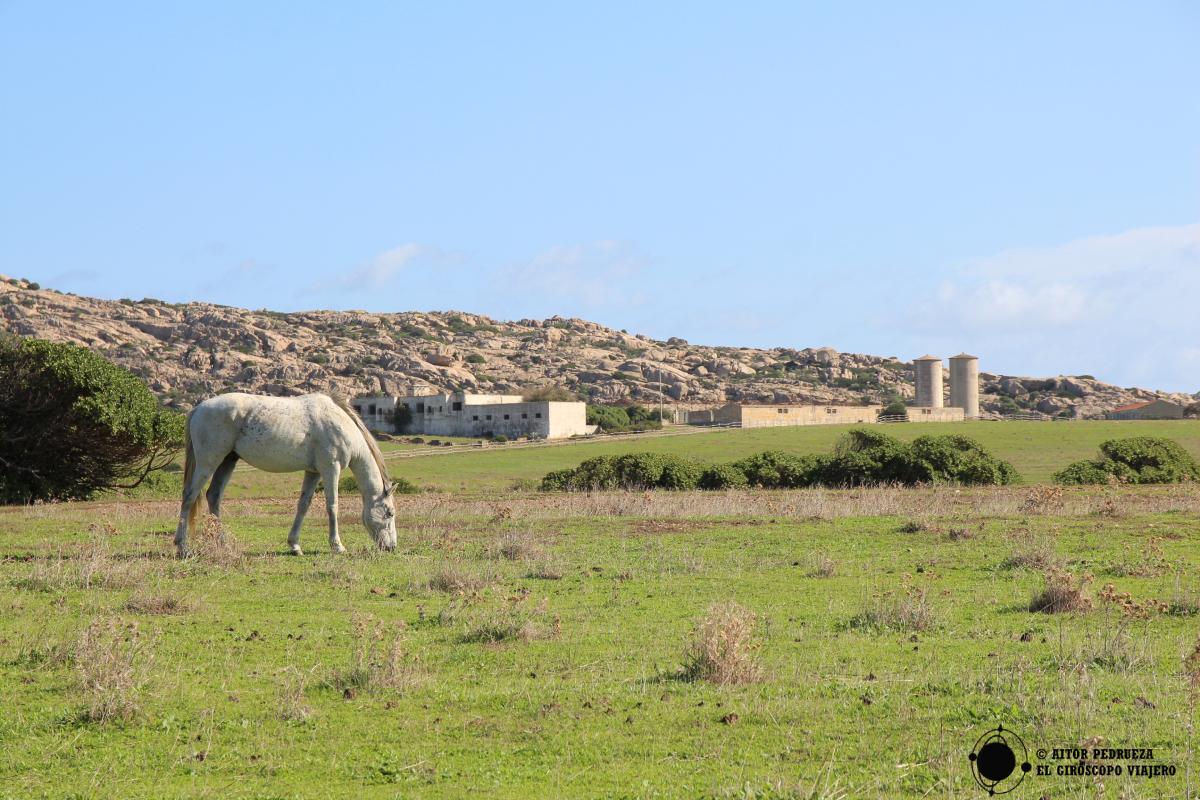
[
  {"left": 381, "top": 420, "right": 1200, "bottom": 494},
  {"left": 1, "top": 484, "right": 1197, "bottom": 798}
]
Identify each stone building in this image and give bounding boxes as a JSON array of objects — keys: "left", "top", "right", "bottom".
[
  {"left": 1106, "top": 400, "right": 1185, "bottom": 420},
  {"left": 351, "top": 391, "right": 591, "bottom": 439}
]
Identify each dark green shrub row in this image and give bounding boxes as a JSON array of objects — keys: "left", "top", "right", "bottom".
[
  {"left": 541, "top": 430, "right": 1019, "bottom": 491},
  {"left": 1054, "top": 437, "right": 1200, "bottom": 485},
  {"left": 585, "top": 404, "right": 664, "bottom": 433}
]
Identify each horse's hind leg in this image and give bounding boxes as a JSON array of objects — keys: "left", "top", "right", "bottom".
[
  {"left": 287, "top": 471, "right": 320, "bottom": 556},
  {"left": 205, "top": 453, "right": 240, "bottom": 517}
]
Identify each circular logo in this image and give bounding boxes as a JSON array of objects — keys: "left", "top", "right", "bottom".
[{"left": 968, "top": 725, "right": 1032, "bottom": 795}]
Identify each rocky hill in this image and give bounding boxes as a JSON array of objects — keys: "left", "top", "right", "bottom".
[{"left": 1, "top": 275, "right": 1194, "bottom": 419}]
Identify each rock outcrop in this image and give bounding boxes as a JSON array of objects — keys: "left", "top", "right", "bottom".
[{"left": 0, "top": 275, "right": 1193, "bottom": 417}]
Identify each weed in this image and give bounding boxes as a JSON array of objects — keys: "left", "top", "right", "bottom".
[
  {"left": 803, "top": 552, "right": 837, "bottom": 578},
  {"left": 1030, "top": 567, "right": 1093, "bottom": 613},
  {"left": 427, "top": 562, "right": 492, "bottom": 594},
  {"left": 74, "top": 617, "right": 155, "bottom": 724},
  {"left": 849, "top": 577, "right": 937, "bottom": 632},
  {"left": 460, "top": 593, "right": 558, "bottom": 644},
  {"left": 681, "top": 601, "right": 762, "bottom": 685},
  {"left": 328, "top": 614, "right": 419, "bottom": 695},
  {"left": 190, "top": 514, "right": 244, "bottom": 568},
  {"left": 486, "top": 531, "right": 544, "bottom": 562}
]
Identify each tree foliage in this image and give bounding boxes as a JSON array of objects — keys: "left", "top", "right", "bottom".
[
  {"left": 522, "top": 385, "right": 577, "bottom": 402},
  {"left": 0, "top": 336, "right": 185, "bottom": 503}
]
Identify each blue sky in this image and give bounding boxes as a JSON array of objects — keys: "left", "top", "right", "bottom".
[{"left": 2, "top": 2, "right": 1198, "bottom": 391}]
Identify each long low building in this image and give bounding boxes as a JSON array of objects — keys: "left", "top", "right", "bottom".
[
  {"left": 1106, "top": 400, "right": 1185, "bottom": 420},
  {"left": 685, "top": 402, "right": 964, "bottom": 427},
  {"left": 351, "top": 392, "right": 592, "bottom": 439}
]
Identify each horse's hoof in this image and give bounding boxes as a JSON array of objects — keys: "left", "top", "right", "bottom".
[
  {"left": 289, "top": 545, "right": 303, "bottom": 556},
  {"left": 175, "top": 548, "right": 190, "bottom": 560},
  {"left": 331, "top": 544, "right": 346, "bottom": 554}
]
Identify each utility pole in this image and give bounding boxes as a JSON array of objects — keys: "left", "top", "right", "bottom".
[{"left": 657, "top": 367, "right": 664, "bottom": 424}]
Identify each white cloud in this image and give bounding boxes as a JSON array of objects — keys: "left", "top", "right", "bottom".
[
  {"left": 344, "top": 243, "right": 423, "bottom": 289},
  {"left": 928, "top": 223, "right": 1200, "bottom": 392},
  {"left": 496, "top": 241, "right": 649, "bottom": 310}
]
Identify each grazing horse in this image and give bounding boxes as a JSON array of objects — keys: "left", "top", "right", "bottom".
[{"left": 175, "top": 393, "right": 397, "bottom": 557}]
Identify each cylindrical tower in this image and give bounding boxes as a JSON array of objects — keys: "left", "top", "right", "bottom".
[
  {"left": 949, "top": 353, "right": 980, "bottom": 418},
  {"left": 914, "top": 355, "right": 944, "bottom": 408}
]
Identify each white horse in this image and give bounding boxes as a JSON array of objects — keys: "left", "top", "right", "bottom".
[{"left": 175, "top": 392, "right": 397, "bottom": 557}]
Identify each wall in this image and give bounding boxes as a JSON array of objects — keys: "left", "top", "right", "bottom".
[
  {"left": 704, "top": 403, "right": 883, "bottom": 427},
  {"left": 906, "top": 407, "right": 965, "bottom": 422}
]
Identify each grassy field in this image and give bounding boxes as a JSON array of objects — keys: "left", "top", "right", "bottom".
[
  {"left": 219, "top": 419, "right": 1200, "bottom": 497},
  {"left": 2, "top": 421, "right": 1199, "bottom": 798}
]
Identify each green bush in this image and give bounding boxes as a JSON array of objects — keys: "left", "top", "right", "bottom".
[
  {"left": 539, "top": 431, "right": 1018, "bottom": 492},
  {"left": 391, "top": 477, "right": 421, "bottom": 495},
  {"left": 587, "top": 404, "right": 631, "bottom": 431},
  {"left": 698, "top": 464, "right": 749, "bottom": 490},
  {"left": 465, "top": 354, "right": 486, "bottom": 364},
  {"left": 0, "top": 336, "right": 185, "bottom": 503},
  {"left": 879, "top": 401, "right": 907, "bottom": 417},
  {"left": 1054, "top": 437, "right": 1199, "bottom": 485}
]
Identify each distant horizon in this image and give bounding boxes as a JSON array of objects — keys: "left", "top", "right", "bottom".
[{"left": 3, "top": 3, "right": 1197, "bottom": 392}]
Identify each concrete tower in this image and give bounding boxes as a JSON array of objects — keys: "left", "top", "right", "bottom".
[
  {"left": 914, "top": 355, "right": 944, "bottom": 408},
  {"left": 949, "top": 353, "right": 980, "bottom": 418}
]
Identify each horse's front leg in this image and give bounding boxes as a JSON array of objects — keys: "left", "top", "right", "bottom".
[
  {"left": 287, "top": 471, "right": 320, "bottom": 555},
  {"left": 320, "top": 464, "right": 346, "bottom": 554}
]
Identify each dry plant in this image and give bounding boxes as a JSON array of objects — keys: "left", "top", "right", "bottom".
[
  {"left": 681, "top": 601, "right": 762, "bottom": 685},
  {"left": 74, "top": 617, "right": 155, "bottom": 724},
  {"left": 124, "top": 582, "right": 195, "bottom": 615},
  {"left": 849, "top": 576, "right": 938, "bottom": 633},
  {"left": 427, "top": 561, "right": 493, "bottom": 593},
  {"left": 525, "top": 561, "right": 564, "bottom": 580},
  {"left": 1029, "top": 567, "right": 1094, "bottom": 613},
  {"left": 188, "top": 514, "right": 245, "bottom": 568},
  {"left": 1107, "top": 536, "right": 1171, "bottom": 577},
  {"left": 16, "top": 535, "right": 146, "bottom": 592},
  {"left": 329, "top": 614, "right": 420, "bottom": 695},
  {"left": 460, "top": 592, "right": 559, "bottom": 644},
  {"left": 999, "top": 527, "right": 1058, "bottom": 571},
  {"left": 803, "top": 551, "right": 837, "bottom": 578},
  {"left": 277, "top": 665, "right": 316, "bottom": 722},
  {"left": 485, "top": 530, "right": 544, "bottom": 562},
  {"left": 1021, "top": 485, "right": 1064, "bottom": 514}
]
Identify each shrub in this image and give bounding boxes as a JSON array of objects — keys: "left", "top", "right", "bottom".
[
  {"left": 908, "top": 434, "right": 1018, "bottom": 485},
  {"left": 465, "top": 353, "right": 486, "bottom": 364},
  {"left": 391, "top": 477, "right": 420, "bottom": 495},
  {"left": 698, "top": 463, "right": 749, "bottom": 490},
  {"left": 658, "top": 458, "right": 703, "bottom": 490},
  {"left": 389, "top": 404, "right": 413, "bottom": 434},
  {"left": 731, "top": 450, "right": 821, "bottom": 488},
  {"left": 1055, "top": 437, "right": 1200, "bottom": 485},
  {"left": 522, "top": 385, "right": 576, "bottom": 401},
  {"left": 879, "top": 401, "right": 907, "bottom": 417},
  {"left": 586, "top": 404, "right": 631, "bottom": 431},
  {"left": 0, "top": 336, "right": 185, "bottom": 502}
]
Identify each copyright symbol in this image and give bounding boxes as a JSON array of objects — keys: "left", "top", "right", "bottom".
[{"left": 1036, "top": 749, "right": 1047, "bottom": 759}]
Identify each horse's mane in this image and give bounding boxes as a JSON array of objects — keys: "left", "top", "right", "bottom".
[{"left": 328, "top": 394, "right": 391, "bottom": 496}]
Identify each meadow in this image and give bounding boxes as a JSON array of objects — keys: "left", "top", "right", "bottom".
[{"left": 1, "top": 420, "right": 1198, "bottom": 798}]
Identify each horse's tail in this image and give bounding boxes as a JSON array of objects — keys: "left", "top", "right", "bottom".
[{"left": 182, "top": 410, "right": 199, "bottom": 529}]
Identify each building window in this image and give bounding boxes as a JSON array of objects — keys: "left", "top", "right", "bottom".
[
  {"left": 826, "top": 407, "right": 837, "bottom": 414},
  {"left": 416, "top": 403, "right": 424, "bottom": 414},
  {"left": 452, "top": 401, "right": 462, "bottom": 411},
  {"left": 777, "top": 408, "right": 788, "bottom": 414},
  {"left": 472, "top": 415, "right": 479, "bottom": 421},
  {"left": 504, "top": 414, "right": 510, "bottom": 420},
  {"left": 486, "top": 415, "right": 492, "bottom": 421},
  {"left": 522, "top": 413, "right": 528, "bottom": 419},
  {"left": 368, "top": 404, "right": 377, "bottom": 415},
  {"left": 535, "top": 413, "right": 542, "bottom": 418},
  {"left": 439, "top": 406, "right": 444, "bottom": 413}
]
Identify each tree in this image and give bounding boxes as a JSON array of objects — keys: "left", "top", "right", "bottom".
[
  {"left": 0, "top": 336, "right": 185, "bottom": 503},
  {"left": 879, "top": 401, "right": 907, "bottom": 418}
]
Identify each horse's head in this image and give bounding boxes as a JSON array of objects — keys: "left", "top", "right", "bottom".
[{"left": 364, "top": 486, "right": 397, "bottom": 551}]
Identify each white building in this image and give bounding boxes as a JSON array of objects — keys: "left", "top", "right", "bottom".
[{"left": 351, "top": 391, "right": 592, "bottom": 439}]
